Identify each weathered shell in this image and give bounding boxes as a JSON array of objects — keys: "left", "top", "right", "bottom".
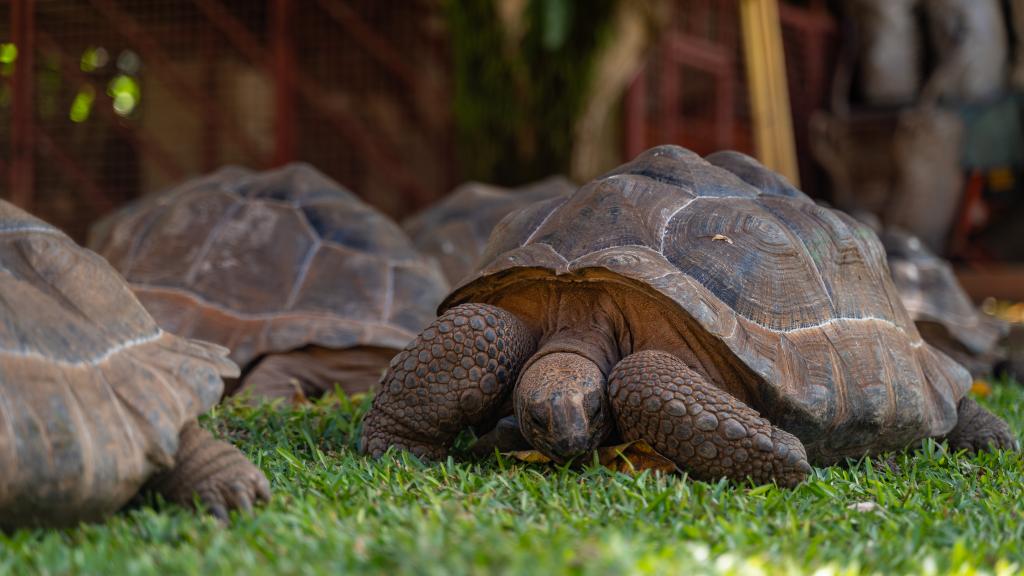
[
  {"left": 444, "top": 146, "right": 969, "bottom": 463},
  {"left": 88, "top": 163, "right": 448, "bottom": 371},
  {"left": 403, "top": 176, "right": 575, "bottom": 284},
  {"left": 881, "top": 228, "right": 1008, "bottom": 375},
  {"left": 0, "top": 200, "right": 236, "bottom": 527}
]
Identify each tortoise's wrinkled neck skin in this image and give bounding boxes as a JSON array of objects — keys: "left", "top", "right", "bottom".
[{"left": 513, "top": 288, "right": 622, "bottom": 462}]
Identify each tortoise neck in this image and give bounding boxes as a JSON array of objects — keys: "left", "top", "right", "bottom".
[
  {"left": 486, "top": 277, "right": 759, "bottom": 407},
  {"left": 528, "top": 286, "right": 624, "bottom": 375}
]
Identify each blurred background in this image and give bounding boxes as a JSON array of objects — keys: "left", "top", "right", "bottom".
[{"left": 1, "top": 0, "right": 1022, "bottom": 304}]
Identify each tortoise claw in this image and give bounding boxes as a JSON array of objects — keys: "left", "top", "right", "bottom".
[{"left": 146, "top": 421, "right": 271, "bottom": 524}]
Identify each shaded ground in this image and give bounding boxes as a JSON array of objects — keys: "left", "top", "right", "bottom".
[{"left": 1, "top": 383, "right": 1022, "bottom": 575}]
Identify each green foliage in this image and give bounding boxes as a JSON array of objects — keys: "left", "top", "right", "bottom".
[
  {"left": 1, "top": 384, "right": 1023, "bottom": 574},
  {"left": 447, "top": 0, "right": 617, "bottom": 185}
]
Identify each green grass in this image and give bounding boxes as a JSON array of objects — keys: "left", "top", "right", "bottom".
[{"left": 2, "top": 384, "right": 1023, "bottom": 576}]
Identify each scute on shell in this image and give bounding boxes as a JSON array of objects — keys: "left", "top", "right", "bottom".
[
  {"left": 89, "top": 163, "right": 449, "bottom": 371},
  {"left": 403, "top": 176, "right": 576, "bottom": 285}
]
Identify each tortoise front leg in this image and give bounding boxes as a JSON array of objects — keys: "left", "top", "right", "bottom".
[
  {"left": 361, "top": 303, "right": 536, "bottom": 460},
  {"left": 145, "top": 421, "right": 271, "bottom": 522},
  {"left": 608, "top": 350, "right": 810, "bottom": 487},
  {"left": 470, "top": 415, "right": 532, "bottom": 457}
]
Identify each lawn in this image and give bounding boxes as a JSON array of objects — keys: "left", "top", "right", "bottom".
[{"left": 2, "top": 383, "right": 1022, "bottom": 575}]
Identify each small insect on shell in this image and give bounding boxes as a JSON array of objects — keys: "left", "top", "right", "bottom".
[{"left": 712, "top": 234, "right": 734, "bottom": 244}]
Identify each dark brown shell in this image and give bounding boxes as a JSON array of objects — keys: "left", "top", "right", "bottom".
[
  {"left": 89, "top": 164, "right": 449, "bottom": 370},
  {"left": 403, "top": 176, "right": 575, "bottom": 284},
  {"left": 443, "top": 146, "right": 969, "bottom": 463},
  {"left": 0, "top": 200, "right": 236, "bottom": 526},
  {"left": 881, "top": 228, "right": 1007, "bottom": 374}
]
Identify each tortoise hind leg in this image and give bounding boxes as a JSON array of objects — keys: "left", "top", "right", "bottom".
[
  {"left": 145, "top": 421, "right": 271, "bottom": 522},
  {"left": 361, "top": 303, "right": 536, "bottom": 460},
  {"left": 943, "top": 398, "right": 1019, "bottom": 452},
  {"left": 608, "top": 350, "right": 810, "bottom": 487},
  {"left": 232, "top": 346, "right": 395, "bottom": 403}
]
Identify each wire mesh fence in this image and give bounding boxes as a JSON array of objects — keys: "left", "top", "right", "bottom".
[
  {"left": 0, "top": 0, "right": 452, "bottom": 241},
  {"left": 2, "top": 0, "right": 836, "bottom": 240},
  {"left": 623, "top": 0, "right": 837, "bottom": 198}
]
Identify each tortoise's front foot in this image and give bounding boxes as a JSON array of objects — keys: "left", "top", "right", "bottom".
[
  {"left": 608, "top": 350, "right": 811, "bottom": 488},
  {"left": 470, "top": 415, "right": 532, "bottom": 457},
  {"left": 944, "top": 398, "right": 1019, "bottom": 453},
  {"left": 147, "top": 421, "right": 271, "bottom": 523},
  {"left": 360, "top": 412, "right": 452, "bottom": 461},
  {"left": 361, "top": 303, "right": 536, "bottom": 460}
]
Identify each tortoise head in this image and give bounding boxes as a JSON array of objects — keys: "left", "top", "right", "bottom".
[{"left": 514, "top": 352, "right": 613, "bottom": 463}]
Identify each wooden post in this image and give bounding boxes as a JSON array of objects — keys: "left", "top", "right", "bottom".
[
  {"left": 624, "top": 71, "right": 647, "bottom": 160},
  {"left": 739, "top": 0, "right": 799, "bottom": 186},
  {"left": 10, "top": 0, "right": 35, "bottom": 207}
]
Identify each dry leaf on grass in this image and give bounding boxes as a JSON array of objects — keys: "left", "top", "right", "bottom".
[
  {"left": 289, "top": 379, "right": 310, "bottom": 404},
  {"left": 505, "top": 441, "right": 678, "bottom": 474},
  {"left": 596, "top": 441, "right": 679, "bottom": 474},
  {"left": 970, "top": 379, "right": 993, "bottom": 398},
  {"left": 505, "top": 449, "right": 553, "bottom": 464}
]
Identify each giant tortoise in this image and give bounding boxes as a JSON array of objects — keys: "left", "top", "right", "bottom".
[
  {"left": 0, "top": 200, "right": 269, "bottom": 528},
  {"left": 361, "top": 146, "right": 1017, "bottom": 487},
  {"left": 880, "top": 227, "right": 1009, "bottom": 377},
  {"left": 403, "top": 176, "right": 575, "bottom": 284},
  {"left": 89, "top": 164, "right": 448, "bottom": 403}
]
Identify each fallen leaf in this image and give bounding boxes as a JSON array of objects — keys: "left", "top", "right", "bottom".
[
  {"left": 1009, "top": 302, "right": 1024, "bottom": 323},
  {"left": 505, "top": 449, "right": 553, "bottom": 464},
  {"left": 289, "top": 378, "right": 309, "bottom": 404},
  {"left": 505, "top": 441, "right": 678, "bottom": 474},
  {"left": 971, "top": 379, "right": 992, "bottom": 398},
  {"left": 597, "top": 441, "right": 679, "bottom": 474},
  {"left": 711, "top": 234, "right": 734, "bottom": 244}
]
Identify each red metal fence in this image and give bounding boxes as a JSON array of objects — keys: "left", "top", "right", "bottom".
[
  {"left": 0, "top": 0, "right": 453, "bottom": 240},
  {"left": 623, "top": 0, "right": 836, "bottom": 196},
  {"left": 2, "top": 1, "right": 836, "bottom": 241}
]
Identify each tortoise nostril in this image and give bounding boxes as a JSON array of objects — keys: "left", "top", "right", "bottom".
[{"left": 550, "top": 435, "right": 592, "bottom": 463}]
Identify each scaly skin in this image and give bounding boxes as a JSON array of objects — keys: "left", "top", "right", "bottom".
[
  {"left": 360, "top": 303, "right": 537, "bottom": 460},
  {"left": 608, "top": 350, "right": 811, "bottom": 487},
  {"left": 943, "top": 397, "right": 1019, "bottom": 452},
  {"left": 515, "top": 352, "right": 614, "bottom": 462},
  {"left": 146, "top": 420, "right": 271, "bottom": 522}
]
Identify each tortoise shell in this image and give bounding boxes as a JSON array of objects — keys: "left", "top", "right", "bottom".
[
  {"left": 443, "top": 146, "right": 969, "bottom": 463},
  {"left": 88, "top": 163, "right": 448, "bottom": 373},
  {"left": 403, "top": 176, "right": 575, "bottom": 284},
  {"left": 881, "top": 228, "right": 1007, "bottom": 374},
  {"left": 0, "top": 200, "right": 236, "bottom": 526}
]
